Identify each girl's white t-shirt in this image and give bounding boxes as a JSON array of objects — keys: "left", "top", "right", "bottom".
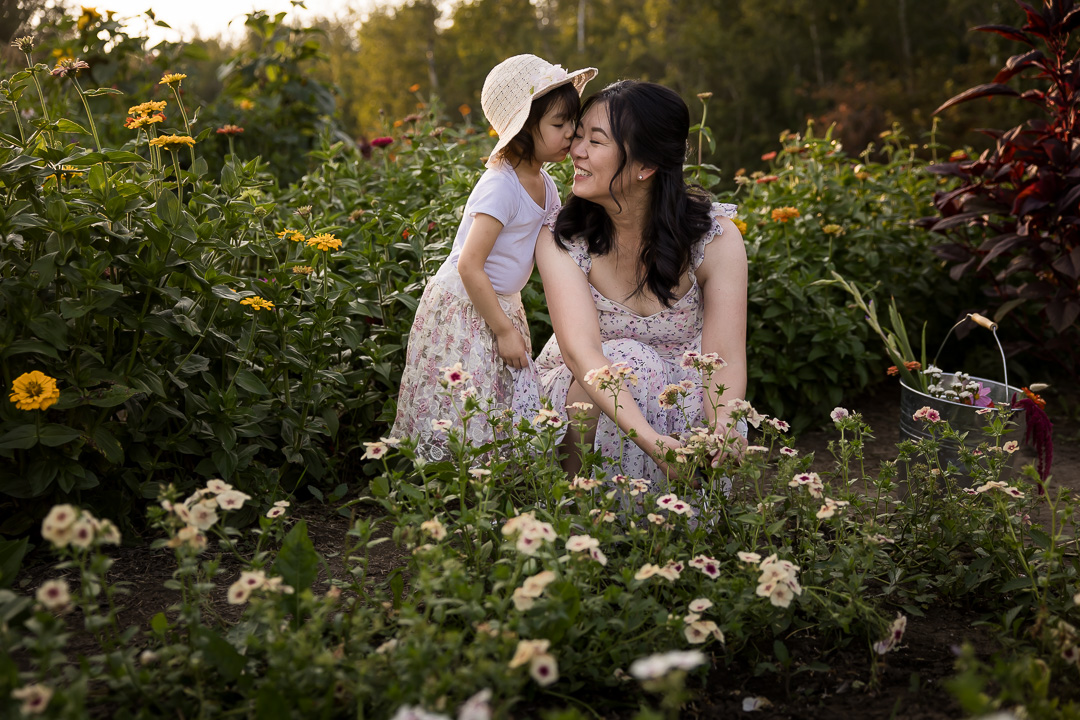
[{"left": 436, "top": 161, "right": 559, "bottom": 295}]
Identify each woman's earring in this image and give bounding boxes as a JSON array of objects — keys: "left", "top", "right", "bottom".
[{"left": 638, "top": 174, "right": 643, "bottom": 180}]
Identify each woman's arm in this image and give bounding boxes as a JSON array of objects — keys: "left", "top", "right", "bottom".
[
  {"left": 536, "top": 228, "right": 677, "bottom": 464},
  {"left": 694, "top": 216, "right": 749, "bottom": 431},
  {"left": 457, "top": 214, "right": 530, "bottom": 369}
]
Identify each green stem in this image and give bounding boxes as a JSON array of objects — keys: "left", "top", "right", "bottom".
[
  {"left": 171, "top": 152, "right": 184, "bottom": 207},
  {"left": 24, "top": 55, "right": 53, "bottom": 146},
  {"left": 169, "top": 85, "right": 196, "bottom": 167},
  {"left": 70, "top": 76, "right": 101, "bottom": 152},
  {"left": 8, "top": 100, "right": 25, "bottom": 143}
]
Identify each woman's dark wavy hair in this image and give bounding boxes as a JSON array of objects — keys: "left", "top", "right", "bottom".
[
  {"left": 503, "top": 83, "right": 580, "bottom": 167},
  {"left": 554, "top": 80, "right": 713, "bottom": 307}
]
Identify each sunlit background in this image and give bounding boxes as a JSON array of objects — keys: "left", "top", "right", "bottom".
[{"left": 1, "top": 0, "right": 1033, "bottom": 178}]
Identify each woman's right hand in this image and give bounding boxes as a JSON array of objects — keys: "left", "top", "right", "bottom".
[{"left": 495, "top": 327, "right": 530, "bottom": 370}]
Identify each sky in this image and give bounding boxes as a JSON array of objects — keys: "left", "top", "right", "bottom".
[{"left": 88, "top": 1, "right": 386, "bottom": 44}]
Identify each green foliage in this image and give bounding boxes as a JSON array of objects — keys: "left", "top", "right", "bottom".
[
  {"left": 3, "top": 387, "right": 1074, "bottom": 716},
  {"left": 720, "top": 123, "right": 951, "bottom": 431},
  {"left": 925, "top": 0, "right": 1080, "bottom": 374},
  {"left": 0, "top": 34, "right": 494, "bottom": 521}
]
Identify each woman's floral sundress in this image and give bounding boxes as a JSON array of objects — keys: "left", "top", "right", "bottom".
[{"left": 534, "top": 202, "right": 738, "bottom": 491}]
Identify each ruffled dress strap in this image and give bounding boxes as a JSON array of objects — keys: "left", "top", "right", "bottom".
[
  {"left": 543, "top": 202, "right": 561, "bottom": 232},
  {"left": 690, "top": 202, "right": 738, "bottom": 279},
  {"left": 554, "top": 233, "right": 592, "bottom": 275}
]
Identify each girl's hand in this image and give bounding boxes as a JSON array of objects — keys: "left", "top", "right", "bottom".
[{"left": 495, "top": 327, "right": 530, "bottom": 370}]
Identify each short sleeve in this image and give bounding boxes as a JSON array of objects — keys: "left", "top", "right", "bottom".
[
  {"left": 691, "top": 202, "right": 738, "bottom": 273},
  {"left": 466, "top": 169, "right": 518, "bottom": 226}
]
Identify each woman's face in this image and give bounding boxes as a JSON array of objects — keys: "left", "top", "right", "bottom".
[{"left": 569, "top": 102, "right": 627, "bottom": 203}]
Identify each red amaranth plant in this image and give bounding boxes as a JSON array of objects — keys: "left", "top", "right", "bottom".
[{"left": 925, "top": 0, "right": 1080, "bottom": 373}]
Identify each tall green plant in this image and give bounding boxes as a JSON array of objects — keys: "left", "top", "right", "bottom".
[{"left": 927, "top": 0, "right": 1080, "bottom": 376}]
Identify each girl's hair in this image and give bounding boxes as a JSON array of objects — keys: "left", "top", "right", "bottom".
[
  {"left": 554, "top": 80, "right": 713, "bottom": 307},
  {"left": 502, "top": 83, "right": 581, "bottom": 167}
]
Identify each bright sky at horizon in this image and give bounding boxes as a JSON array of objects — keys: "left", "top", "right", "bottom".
[{"left": 82, "top": 1, "right": 387, "bottom": 44}]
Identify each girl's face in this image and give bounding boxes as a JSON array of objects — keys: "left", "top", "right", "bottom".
[
  {"left": 530, "top": 102, "right": 576, "bottom": 164},
  {"left": 569, "top": 102, "right": 626, "bottom": 203}
]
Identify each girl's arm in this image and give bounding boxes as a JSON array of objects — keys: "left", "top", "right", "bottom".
[
  {"left": 694, "top": 216, "right": 749, "bottom": 449},
  {"left": 457, "top": 213, "right": 530, "bottom": 369},
  {"left": 535, "top": 228, "right": 679, "bottom": 467}
]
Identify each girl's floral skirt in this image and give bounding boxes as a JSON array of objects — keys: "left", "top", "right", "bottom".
[{"left": 390, "top": 268, "right": 534, "bottom": 463}]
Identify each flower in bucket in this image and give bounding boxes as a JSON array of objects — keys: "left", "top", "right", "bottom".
[{"left": 912, "top": 406, "right": 942, "bottom": 423}]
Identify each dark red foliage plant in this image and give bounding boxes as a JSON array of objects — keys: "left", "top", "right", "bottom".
[{"left": 926, "top": 0, "right": 1080, "bottom": 375}]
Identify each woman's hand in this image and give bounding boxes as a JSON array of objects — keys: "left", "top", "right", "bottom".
[
  {"left": 495, "top": 327, "right": 530, "bottom": 370},
  {"left": 646, "top": 434, "right": 684, "bottom": 479},
  {"left": 708, "top": 423, "right": 748, "bottom": 467}
]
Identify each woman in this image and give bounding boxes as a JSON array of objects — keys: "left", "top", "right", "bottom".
[{"left": 534, "top": 80, "right": 748, "bottom": 488}]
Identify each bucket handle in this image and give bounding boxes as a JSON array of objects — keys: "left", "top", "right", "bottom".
[{"left": 932, "top": 313, "right": 1010, "bottom": 397}]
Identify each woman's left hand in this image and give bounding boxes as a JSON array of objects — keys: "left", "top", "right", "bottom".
[{"left": 708, "top": 424, "right": 748, "bottom": 467}]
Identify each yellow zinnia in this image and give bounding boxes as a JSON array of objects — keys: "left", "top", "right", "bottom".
[
  {"left": 128, "top": 100, "right": 167, "bottom": 117},
  {"left": 149, "top": 135, "right": 196, "bottom": 151},
  {"left": 239, "top": 297, "right": 275, "bottom": 311},
  {"left": 44, "top": 166, "right": 82, "bottom": 184},
  {"left": 306, "top": 233, "right": 342, "bottom": 252},
  {"left": 276, "top": 230, "right": 305, "bottom": 243},
  {"left": 291, "top": 265, "right": 315, "bottom": 275},
  {"left": 732, "top": 218, "right": 748, "bottom": 234},
  {"left": 159, "top": 72, "right": 187, "bottom": 86},
  {"left": 10, "top": 371, "right": 61, "bottom": 411}
]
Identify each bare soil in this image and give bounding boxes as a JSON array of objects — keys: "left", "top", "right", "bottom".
[{"left": 11, "top": 381, "right": 1080, "bottom": 718}]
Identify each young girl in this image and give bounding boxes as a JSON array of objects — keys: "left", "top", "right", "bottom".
[{"left": 391, "top": 55, "right": 596, "bottom": 462}]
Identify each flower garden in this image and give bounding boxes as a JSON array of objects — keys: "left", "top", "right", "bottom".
[{"left": 3, "top": 3, "right": 1080, "bottom": 719}]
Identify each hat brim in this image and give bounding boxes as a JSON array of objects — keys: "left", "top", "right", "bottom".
[{"left": 487, "top": 67, "right": 598, "bottom": 167}]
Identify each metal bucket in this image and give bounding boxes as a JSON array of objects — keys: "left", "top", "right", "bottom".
[{"left": 899, "top": 373, "right": 1026, "bottom": 486}]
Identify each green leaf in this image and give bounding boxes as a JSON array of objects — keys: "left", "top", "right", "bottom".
[
  {"left": 274, "top": 520, "right": 319, "bottom": 593},
  {"left": 88, "top": 164, "right": 107, "bottom": 195},
  {"left": 195, "top": 627, "right": 246, "bottom": 682},
  {"left": 998, "top": 577, "right": 1036, "bottom": 594},
  {"left": 87, "top": 385, "right": 141, "bottom": 407},
  {"left": 255, "top": 686, "right": 291, "bottom": 720},
  {"left": 0, "top": 425, "right": 39, "bottom": 450},
  {"left": 0, "top": 538, "right": 31, "bottom": 589},
  {"left": 81, "top": 87, "right": 124, "bottom": 97},
  {"left": 156, "top": 188, "right": 181, "bottom": 226},
  {"left": 151, "top": 612, "right": 169, "bottom": 635},
  {"left": 1028, "top": 527, "right": 1051, "bottom": 550},
  {"left": 57, "top": 118, "right": 90, "bottom": 135},
  {"left": 90, "top": 425, "right": 123, "bottom": 464},
  {"left": 234, "top": 369, "right": 270, "bottom": 395},
  {"left": 37, "top": 424, "right": 81, "bottom": 447},
  {"left": 371, "top": 476, "right": 389, "bottom": 498}
]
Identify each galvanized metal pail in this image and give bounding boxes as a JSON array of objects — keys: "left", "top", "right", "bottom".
[
  {"left": 898, "top": 312, "right": 1024, "bottom": 487},
  {"left": 899, "top": 373, "right": 1026, "bottom": 486}
]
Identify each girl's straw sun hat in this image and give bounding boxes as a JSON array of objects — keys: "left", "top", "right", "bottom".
[{"left": 482, "top": 54, "right": 597, "bottom": 166}]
